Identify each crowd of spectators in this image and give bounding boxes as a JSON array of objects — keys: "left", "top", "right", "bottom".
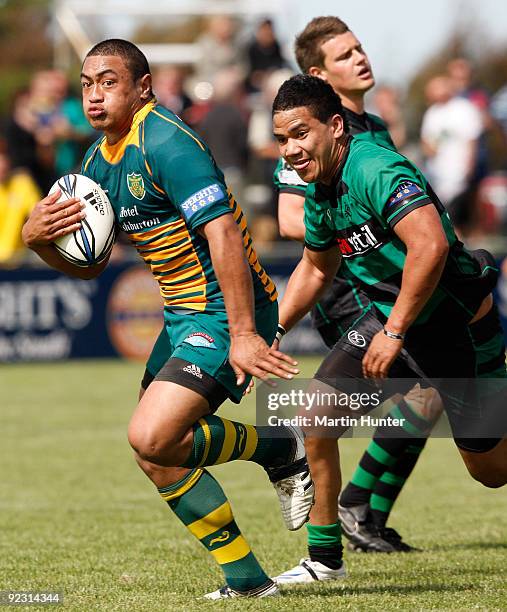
[
  {"left": 1, "top": 16, "right": 507, "bottom": 267},
  {"left": 419, "top": 58, "right": 507, "bottom": 239},
  {"left": 0, "top": 68, "right": 97, "bottom": 265}
]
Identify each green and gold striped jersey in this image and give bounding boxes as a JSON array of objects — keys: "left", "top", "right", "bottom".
[{"left": 82, "top": 101, "right": 276, "bottom": 313}]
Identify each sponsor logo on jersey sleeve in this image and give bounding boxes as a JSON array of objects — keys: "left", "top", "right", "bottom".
[
  {"left": 180, "top": 184, "right": 226, "bottom": 220},
  {"left": 127, "top": 172, "right": 146, "bottom": 200},
  {"left": 387, "top": 182, "right": 423, "bottom": 208},
  {"left": 183, "top": 332, "right": 217, "bottom": 349}
]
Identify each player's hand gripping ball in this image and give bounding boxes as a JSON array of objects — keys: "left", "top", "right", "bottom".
[{"left": 50, "top": 174, "right": 115, "bottom": 266}]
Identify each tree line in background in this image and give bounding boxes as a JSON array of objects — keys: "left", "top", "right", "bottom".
[{"left": 0, "top": 0, "right": 52, "bottom": 114}]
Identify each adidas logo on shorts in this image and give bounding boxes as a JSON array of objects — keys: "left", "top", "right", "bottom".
[{"left": 182, "top": 363, "right": 203, "bottom": 379}]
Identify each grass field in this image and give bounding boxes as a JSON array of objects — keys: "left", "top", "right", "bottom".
[{"left": 1, "top": 357, "right": 506, "bottom": 611}]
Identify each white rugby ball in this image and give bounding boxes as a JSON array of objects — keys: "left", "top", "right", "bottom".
[{"left": 50, "top": 174, "right": 116, "bottom": 267}]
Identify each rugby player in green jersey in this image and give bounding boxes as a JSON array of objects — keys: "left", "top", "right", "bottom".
[
  {"left": 272, "top": 74, "right": 507, "bottom": 581},
  {"left": 273, "top": 17, "right": 441, "bottom": 576},
  {"left": 22, "top": 40, "right": 316, "bottom": 600}
]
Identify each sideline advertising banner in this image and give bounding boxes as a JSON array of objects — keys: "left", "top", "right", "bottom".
[
  {"left": 1, "top": 258, "right": 507, "bottom": 362},
  {"left": 0, "top": 264, "right": 163, "bottom": 363}
]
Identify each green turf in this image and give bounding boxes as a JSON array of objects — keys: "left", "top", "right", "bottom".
[{"left": 1, "top": 358, "right": 506, "bottom": 611}]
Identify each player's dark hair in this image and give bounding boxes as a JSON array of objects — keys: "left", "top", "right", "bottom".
[
  {"left": 272, "top": 74, "right": 349, "bottom": 131},
  {"left": 295, "top": 16, "right": 350, "bottom": 73},
  {"left": 85, "top": 39, "right": 151, "bottom": 84}
]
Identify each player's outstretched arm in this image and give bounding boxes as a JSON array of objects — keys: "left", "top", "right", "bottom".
[
  {"left": 22, "top": 189, "right": 108, "bottom": 280},
  {"left": 279, "top": 246, "right": 341, "bottom": 333},
  {"left": 362, "top": 205, "right": 449, "bottom": 378},
  {"left": 200, "top": 213, "right": 299, "bottom": 385}
]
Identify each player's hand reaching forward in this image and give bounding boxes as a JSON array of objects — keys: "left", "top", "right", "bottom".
[{"left": 230, "top": 332, "right": 299, "bottom": 386}]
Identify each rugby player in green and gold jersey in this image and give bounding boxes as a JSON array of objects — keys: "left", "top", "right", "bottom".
[
  {"left": 272, "top": 74, "right": 507, "bottom": 582},
  {"left": 22, "top": 39, "right": 315, "bottom": 600}
]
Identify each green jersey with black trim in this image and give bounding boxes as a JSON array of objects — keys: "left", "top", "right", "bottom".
[
  {"left": 82, "top": 100, "right": 277, "bottom": 314},
  {"left": 304, "top": 136, "right": 488, "bottom": 325},
  {"left": 345, "top": 108, "right": 395, "bottom": 150},
  {"left": 273, "top": 110, "right": 396, "bottom": 329},
  {"left": 273, "top": 109, "right": 395, "bottom": 196}
]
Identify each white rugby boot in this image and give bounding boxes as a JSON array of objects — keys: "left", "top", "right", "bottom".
[
  {"left": 264, "top": 426, "right": 314, "bottom": 530},
  {"left": 275, "top": 558, "right": 346, "bottom": 584}
]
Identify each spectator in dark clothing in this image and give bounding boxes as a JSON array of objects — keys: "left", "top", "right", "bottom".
[
  {"left": 4, "top": 88, "right": 55, "bottom": 193},
  {"left": 245, "top": 19, "right": 287, "bottom": 93},
  {"left": 198, "top": 67, "right": 249, "bottom": 206}
]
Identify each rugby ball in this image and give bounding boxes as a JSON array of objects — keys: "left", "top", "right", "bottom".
[{"left": 50, "top": 174, "right": 116, "bottom": 267}]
